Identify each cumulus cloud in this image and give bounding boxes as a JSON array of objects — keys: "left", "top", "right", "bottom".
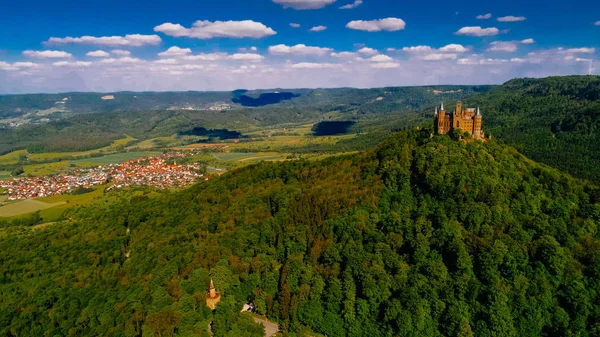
[
  {"left": 368, "top": 54, "right": 393, "bottom": 62},
  {"left": 424, "top": 53, "right": 457, "bottom": 61},
  {"left": 0, "top": 61, "right": 39, "bottom": 71},
  {"left": 290, "top": 62, "right": 340, "bottom": 68},
  {"left": 331, "top": 51, "right": 357, "bottom": 58},
  {"left": 558, "top": 47, "right": 595, "bottom": 54},
  {"left": 339, "top": 0, "right": 362, "bottom": 9},
  {"left": 112, "top": 50, "right": 131, "bottom": 56},
  {"left": 53, "top": 61, "right": 92, "bottom": 67},
  {"left": 268, "top": 44, "right": 332, "bottom": 56},
  {"left": 521, "top": 38, "right": 535, "bottom": 44},
  {"left": 438, "top": 44, "right": 468, "bottom": 53},
  {"left": 154, "top": 20, "right": 276, "bottom": 39},
  {"left": 99, "top": 57, "right": 144, "bottom": 65},
  {"left": 290, "top": 23, "right": 301, "bottom": 28},
  {"left": 595, "top": 21, "right": 600, "bottom": 26},
  {"left": 358, "top": 47, "right": 378, "bottom": 55},
  {"left": 476, "top": 13, "right": 492, "bottom": 19},
  {"left": 401, "top": 45, "right": 434, "bottom": 53},
  {"left": 184, "top": 53, "right": 227, "bottom": 61},
  {"left": 272, "top": 0, "right": 336, "bottom": 10},
  {"left": 455, "top": 26, "right": 500, "bottom": 37},
  {"left": 47, "top": 34, "right": 161, "bottom": 47},
  {"left": 497, "top": 16, "right": 526, "bottom": 22},
  {"left": 228, "top": 53, "right": 264, "bottom": 61},
  {"left": 158, "top": 46, "right": 192, "bottom": 57},
  {"left": 86, "top": 50, "right": 110, "bottom": 58},
  {"left": 488, "top": 41, "right": 518, "bottom": 52},
  {"left": 23, "top": 50, "right": 72, "bottom": 58},
  {"left": 346, "top": 18, "right": 406, "bottom": 32},
  {"left": 309, "top": 25, "right": 327, "bottom": 32},
  {"left": 371, "top": 62, "right": 400, "bottom": 69}
]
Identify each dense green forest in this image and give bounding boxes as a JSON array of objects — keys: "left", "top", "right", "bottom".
[
  {"left": 462, "top": 75, "right": 600, "bottom": 183},
  {"left": 1, "top": 130, "right": 599, "bottom": 337}
]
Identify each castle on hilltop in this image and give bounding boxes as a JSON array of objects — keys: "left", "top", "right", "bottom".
[
  {"left": 206, "top": 279, "right": 221, "bottom": 310},
  {"left": 434, "top": 101, "right": 484, "bottom": 139}
]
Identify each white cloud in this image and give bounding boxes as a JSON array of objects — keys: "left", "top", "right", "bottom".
[
  {"left": 154, "top": 20, "right": 276, "bottom": 39},
  {"left": 401, "top": 45, "right": 433, "bottom": 53},
  {"left": 488, "top": 41, "right": 518, "bottom": 52},
  {"left": 290, "top": 62, "right": 340, "bottom": 68},
  {"left": 594, "top": 21, "right": 600, "bottom": 26},
  {"left": 0, "top": 61, "right": 39, "bottom": 71},
  {"left": 497, "top": 16, "right": 526, "bottom": 22},
  {"left": 309, "top": 25, "right": 327, "bottom": 32},
  {"left": 476, "top": 13, "right": 492, "bottom": 20},
  {"left": 558, "top": 47, "right": 595, "bottom": 54},
  {"left": 358, "top": 47, "right": 378, "bottom": 55},
  {"left": 47, "top": 34, "right": 161, "bottom": 47},
  {"left": 455, "top": 26, "right": 500, "bottom": 37},
  {"left": 99, "top": 57, "right": 144, "bottom": 65},
  {"left": 23, "top": 50, "right": 72, "bottom": 58},
  {"left": 53, "top": 61, "right": 92, "bottom": 67},
  {"left": 111, "top": 50, "right": 131, "bottom": 56},
  {"left": 331, "top": 51, "right": 357, "bottom": 58},
  {"left": 368, "top": 54, "right": 393, "bottom": 62},
  {"left": 424, "top": 53, "right": 458, "bottom": 61},
  {"left": 521, "top": 38, "right": 535, "bottom": 44},
  {"left": 86, "top": 50, "right": 110, "bottom": 58},
  {"left": 272, "top": 0, "right": 336, "bottom": 9},
  {"left": 290, "top": 23, "right": 301, "bottom": 28},
  {"left": 371, "top": 62, "right": 400, "bottom": 69},
  {"left": 339, "top": 0, "right": 362, "bottom": 9},
  {"left": 438, "top": 44, "right": 468, "bottom": 53},
  {"left": 228, "top": 53, "right": 265, "bottom": 61},
  {"left": 268, "top": 44, "right": 332, "bottom": 56},
  {"left": 184, "top": 53, "right": 227, "bottom": 61},
  {"left": 154, "top": 58, "right": 179, "bottom": 65},
  {"left": 158, "top": 46, "right": 192, "bottom": 57},
  {"left": 251, "top": 46, "right": 258, "bottom": 52},
  {"left": 346, "top": 18, "right": 406, "bottom": 32}
]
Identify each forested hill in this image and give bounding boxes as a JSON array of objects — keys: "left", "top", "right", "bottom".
[
  {"left": 1, "top": 131, "right": 599, "bottom": 337},
  {"left": 462, "top": 75, "right": 600, "bottom": 183}
]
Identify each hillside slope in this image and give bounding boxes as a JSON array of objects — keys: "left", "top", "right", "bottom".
[
  {"left": 1, "top": 131, "right": 599, "bottom": 337},
  {"left": 463, "top": 75, "right": 600, "bottom": 183}
]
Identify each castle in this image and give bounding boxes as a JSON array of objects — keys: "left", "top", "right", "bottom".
[
  {"left": 434, "top": 101, "right": 484, "bottom": 139},
  {"left": 206, "top": 279, "right": 221, "bottom": 310}
]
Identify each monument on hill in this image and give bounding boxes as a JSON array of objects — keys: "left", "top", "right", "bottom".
[
  {"left": 206, "top": 279, "right": 221, "bottom": 310},
  {"left": 434, "top": 101, "right": 484, "bottom": 139}
]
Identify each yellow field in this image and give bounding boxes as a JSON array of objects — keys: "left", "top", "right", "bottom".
[{"left": 0, "top": 150, "right": 27, "bottom": 166}]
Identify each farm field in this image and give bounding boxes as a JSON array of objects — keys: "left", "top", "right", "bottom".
[
  {"left": 69, "top": 151, "right": 161, "bottom": 166},
  {"left": 0, "top": 199, "right": 67, "bottom": 218},
  {"left": 0, "top": 171, "right": 10, "bottom": 180},
  {"left": 0, "top": 136, "right": 136, "bottom": 166}
]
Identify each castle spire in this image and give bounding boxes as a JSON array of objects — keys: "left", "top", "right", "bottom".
[
  {"left": 435, "top": 106, "right": 438, "bottom": 115},
  {"left": 477, "top": 106, "right": 481, "bottom": 116},
  {"left": 210, "top": 279, "right": 215, "bottom": 290},
  {"left": 441, "top": 102, "right": 444, "bottom": 111}
]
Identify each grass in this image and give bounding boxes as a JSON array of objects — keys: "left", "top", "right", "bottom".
[
  {"left": 1, "top": 184, "right": 108, "bottom": 221},
  {"left": 0, "top": 136, "right": 136, "bottom": 165},
  {"left": 0, "top": 171, "right": 11, "bottom": 180},
  {"left": 70, "top": 151, "right": 161, "bottom": 166},
  {"left": 0, "top": 199, "right": 67, "bottom": 218}
]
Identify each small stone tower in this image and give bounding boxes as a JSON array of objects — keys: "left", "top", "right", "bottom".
[{"left": 206, "top": 279, "right": 221, "bottom": 310}]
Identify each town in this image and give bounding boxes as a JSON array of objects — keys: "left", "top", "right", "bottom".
[{"left": 0, "top": 151, "right": 208, "bottom": 200}]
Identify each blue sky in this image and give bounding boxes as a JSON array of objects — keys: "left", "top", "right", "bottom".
[{"left": 1, "top": 0, "right": 599, "bottom": 93}]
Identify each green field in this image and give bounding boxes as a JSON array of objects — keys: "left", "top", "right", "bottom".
[
  {"left": 70, "top": 151, "right": 161, "bottom": 166},
  {"left": 0, "top": 171, "right": 10, "bottom": 180},
  {"left": 0, "top": 199, "right": 67, "bottom": 218}
]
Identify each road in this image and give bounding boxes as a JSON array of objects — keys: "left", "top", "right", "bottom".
[{"left": 253, "top": 317, "right": 280, "bottom": 337}]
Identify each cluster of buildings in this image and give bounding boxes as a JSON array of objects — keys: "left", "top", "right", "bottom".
[{"left": 0, "top": 151, "right": 207, "bottom": 200}]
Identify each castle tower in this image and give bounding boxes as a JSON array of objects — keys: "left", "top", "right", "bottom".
[
  {"left": 206, "top": 279, "right": 221, "bottom": 310},
  {"left": 473, "top": 107, "right": 483, "bottom": 139}
]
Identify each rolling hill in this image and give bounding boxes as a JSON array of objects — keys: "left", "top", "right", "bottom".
[{"left": 1, "top": 130, "right": 598, "bottom": 337}]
